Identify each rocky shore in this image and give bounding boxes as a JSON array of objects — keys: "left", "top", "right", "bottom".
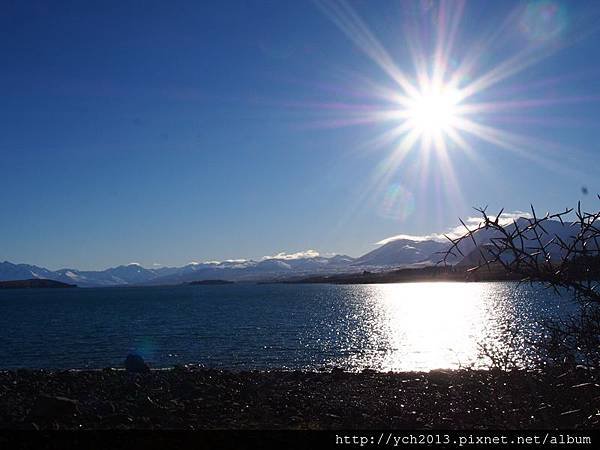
[{"left": 0, "top": 367, "right": 598, "bottom": 430}]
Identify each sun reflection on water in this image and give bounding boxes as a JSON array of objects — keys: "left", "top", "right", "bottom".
[{"left": 331, "top": 282, "right": 529, "bottom": 372}]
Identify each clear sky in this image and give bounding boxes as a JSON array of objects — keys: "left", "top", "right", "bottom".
[{"left": 2, "top": 0, "right": 600, "bottom": 270}]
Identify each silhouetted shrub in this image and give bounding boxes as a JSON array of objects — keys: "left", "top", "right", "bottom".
[{"left": 442, "top": 198, "right": 600, "bottom": 369}]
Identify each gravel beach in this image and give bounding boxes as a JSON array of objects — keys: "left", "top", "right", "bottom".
[{"left": 0, "top": 367, "right": 598, "bottom": 430}]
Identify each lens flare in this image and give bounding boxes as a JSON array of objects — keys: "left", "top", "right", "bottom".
[
  {"left": 519, "top": 1, "right": 568, "bottom": 42},
  {"left": 380, "top": 184, "right": 415, "bottom": 221},
  {"left": 132, "top": 337, "right": 156, "bottom": 361}
]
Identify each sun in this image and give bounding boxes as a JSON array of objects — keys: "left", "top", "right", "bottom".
[
  {"left": 406, "top": 83, "right": 462, "bottom": 139},
  {"left": 312, "top": 0, "right": 588, "bottom": 210}
]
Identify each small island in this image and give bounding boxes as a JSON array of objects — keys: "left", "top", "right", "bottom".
[
  {"left": 188, "top": 279, "right": 234, "bottom": 286},
  {"left": 0, "top": 279, "right": 77, "bottom": 289}
]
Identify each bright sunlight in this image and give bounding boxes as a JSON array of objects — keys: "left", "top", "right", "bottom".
[{"left": 406, "top": 83, "right": 462, "bottom": 139}]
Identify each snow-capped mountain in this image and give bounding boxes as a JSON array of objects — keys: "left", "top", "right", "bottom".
[
  {"left": 448, "top": 217, "right": 587, "bottom": 265},
  {"left": 0, "top": 255, "right": 358, "bottom": 287},
  {"left": 1, "top": 217, "right": 592, "bottom": 287},
  {"left": 0, "top": 261, "right": 58, "bottom": 282},
  {"left": 352, "top": 239, "right": 448, "bottom": 267},
  {"left": 55, "top": 264, "right": 161, "bottom": 287},
  {"left": 139, "top": 254, "right": 358, "bottom": 285}
]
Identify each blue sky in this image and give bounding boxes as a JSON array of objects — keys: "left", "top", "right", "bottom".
[{"left": 1, "top": 0, "right": 600, "bottom": 270}]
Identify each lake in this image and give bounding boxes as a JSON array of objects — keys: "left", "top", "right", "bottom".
[{"left": 0, "top": 282, "right": 574, "bottom": 371}]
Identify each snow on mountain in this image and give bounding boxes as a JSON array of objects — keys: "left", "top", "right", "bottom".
[
  {"left": 353, "top": 239, "right": 448, "bottom": 267},
  {"left": 0, "top": 261, "right": 58, "bottom": 282},
  {"left": 358, "top": 217, "right": 591, "bottom": 268},
  {"left": 55, "top": 264, "right": 160, "bottom": 287},
  {"left": 448, "top": 217, "right": 586, "bottom": 265},
  {"left": 140, "top": 254, "right": 358, "bottom": 285}
]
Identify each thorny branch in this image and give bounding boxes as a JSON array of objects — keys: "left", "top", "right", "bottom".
[{"left": 440, "top": 196, "right": 600, "bottom": 304}]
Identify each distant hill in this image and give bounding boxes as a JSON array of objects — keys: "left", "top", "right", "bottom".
[
  {"left": 353, "top": 239, "right": 447, "bottom": 266},
  {"left": 448, "top": 217, "right": 586, "bottom": 264},
  {"left": 0, "top": 261, "right": 60, "bottom": 282},
  {"left": 0, "top": 279, "right": 76, "bottom": 289},
  {"left": 283, "top": 265, "right": 522, "bottom": 285},
  {"left": 138, "top": 255, "right": 359, "bottom": 286},
  {"left": 189, "top": 279, "right": 234, "bottom": 285},
  {"left": 455, "top": 244, "right": 499, "bottom": 270},
  {"left": 55, "top": 263, "right": 161, "bottom": 287}
]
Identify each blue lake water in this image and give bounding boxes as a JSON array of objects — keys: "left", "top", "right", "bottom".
[{"left": 0, "top": 282, "right": 575, "bottom": 371}]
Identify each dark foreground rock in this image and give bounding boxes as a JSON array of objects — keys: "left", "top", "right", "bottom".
[
  {"left": 0, "top": 367, "right": 598, "bottom": 430},
  {"left": 28, "top": 394, "right": 79, "bottom": 419},
  {"left": 124, "top": 354, "right": 150, "bottom": 374}
]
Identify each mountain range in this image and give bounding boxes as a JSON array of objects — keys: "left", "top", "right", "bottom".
[
  {"left": 0, "top": 254, "right": 366, "bottom": 287},
  {"left": 0, "top": 217, "right": 588, "bottom": 287}
]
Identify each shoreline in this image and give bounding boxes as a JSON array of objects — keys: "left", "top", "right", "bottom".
[{"left": 1, "top": 366, "right": 598, "bottom": 430}]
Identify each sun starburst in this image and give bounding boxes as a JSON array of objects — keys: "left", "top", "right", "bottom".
[
  {"left": 405, "top": 82, "right": 462, "bottom": 142},
  {"left": 304, "top": 0, "right": 598, "bottom": 223}
]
